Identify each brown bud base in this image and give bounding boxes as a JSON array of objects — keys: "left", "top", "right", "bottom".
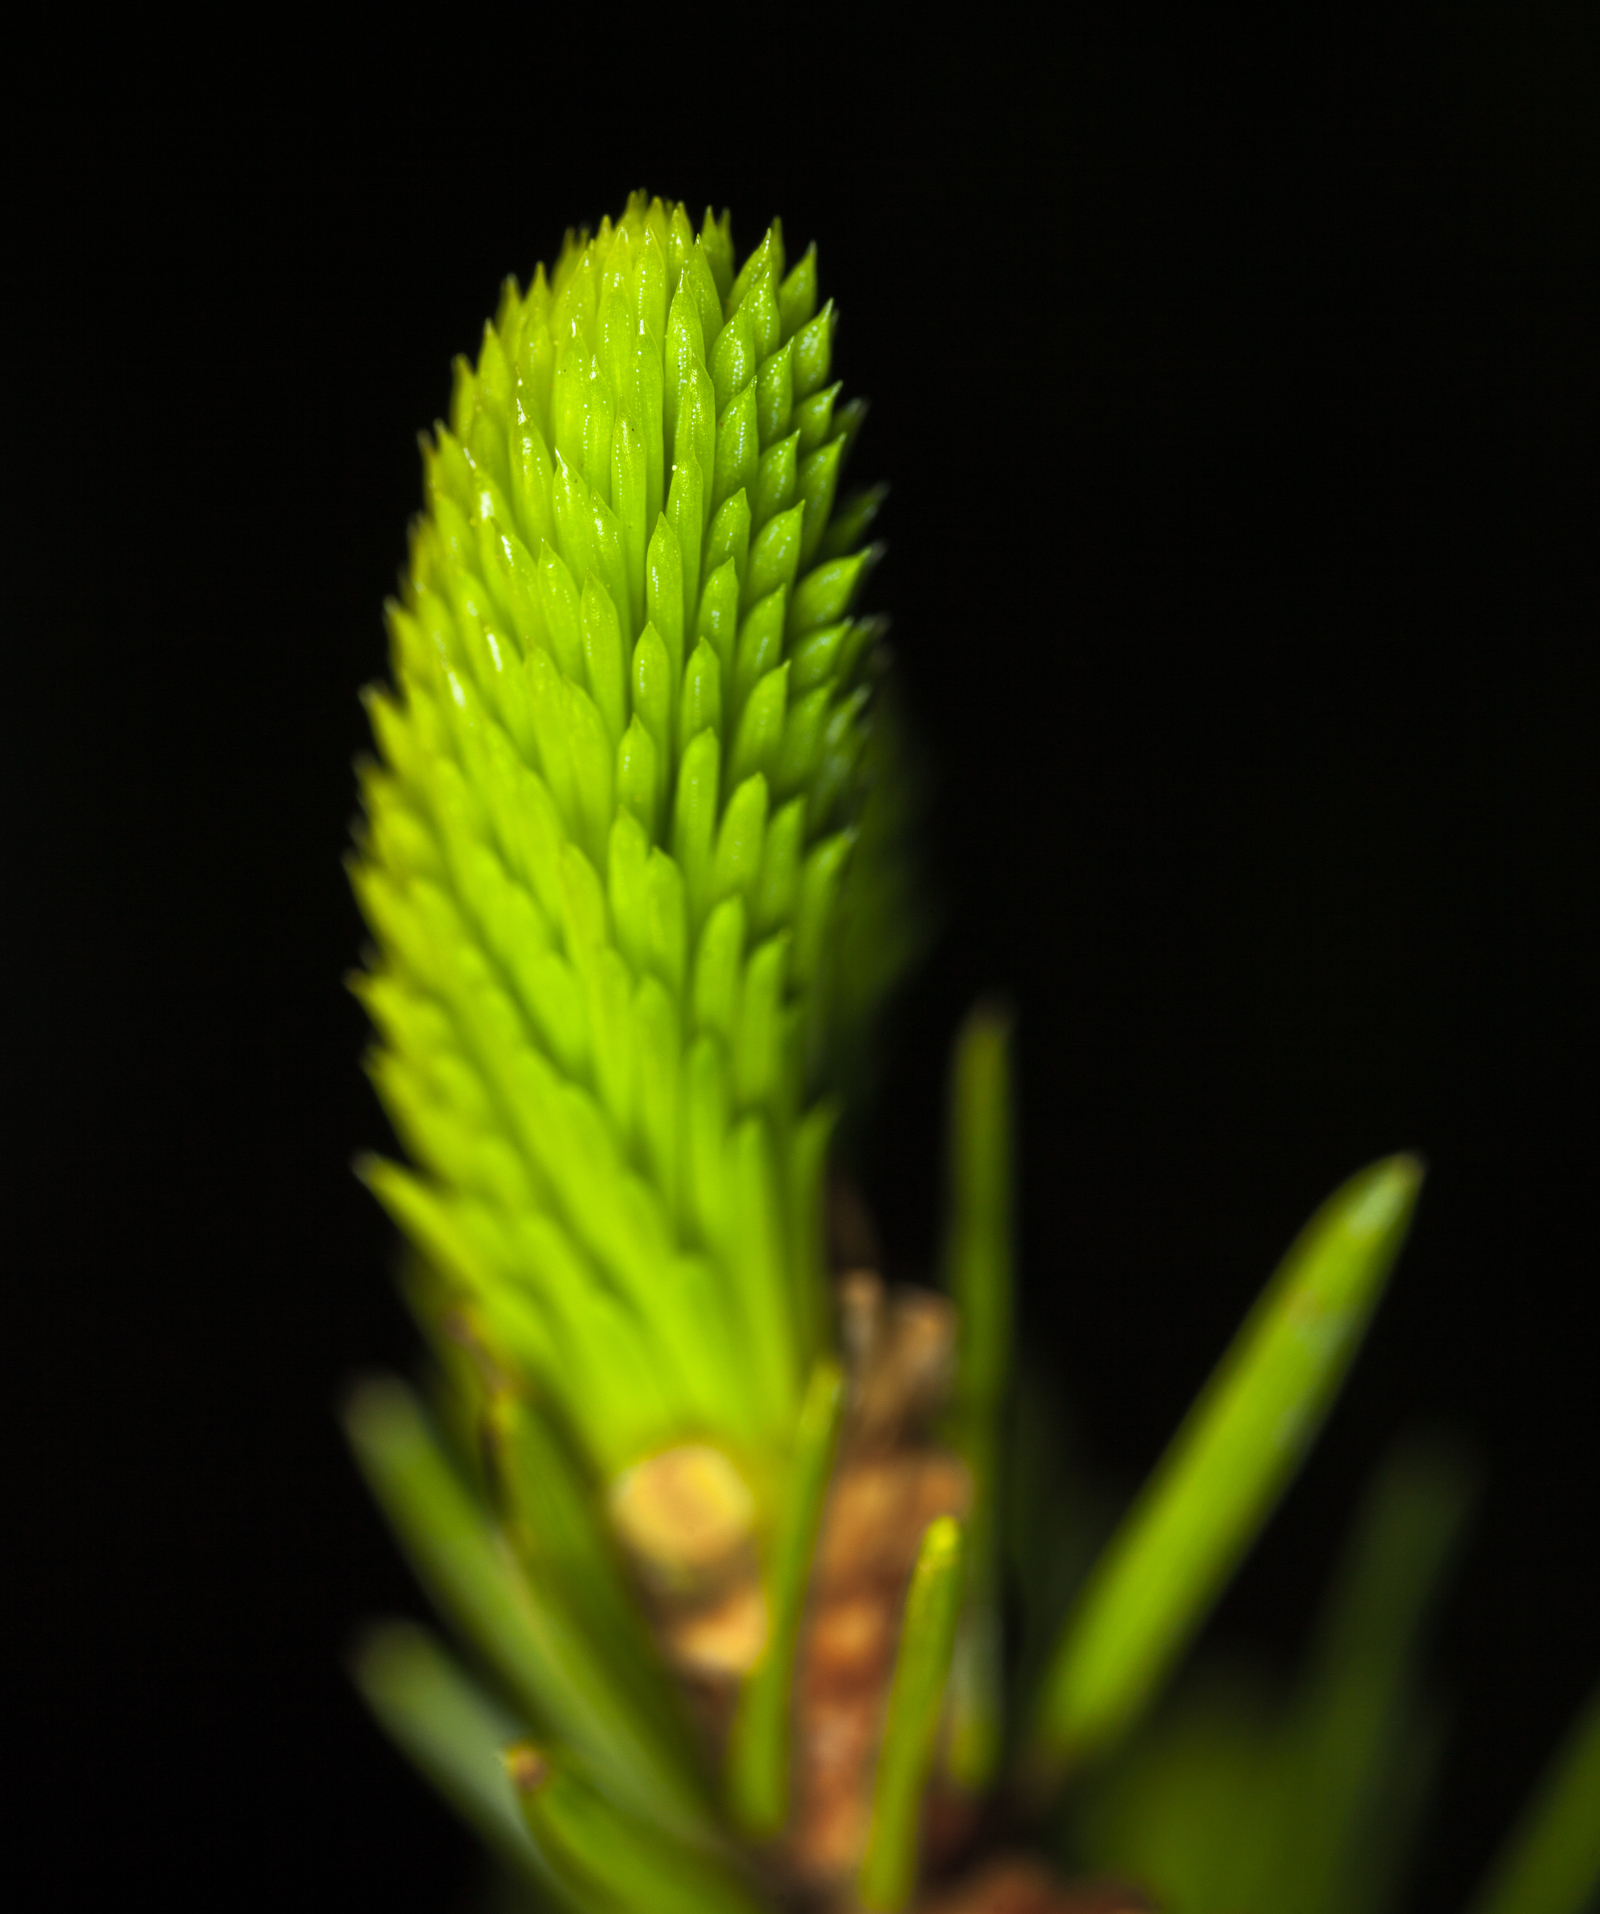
[
  {"left": 599, "top": 1232, "right": 1153, "bottom": 1914},
  {"left": 918, "top": 1860, "right": 1151, "bottom": 1914},
  {"left": 779, "top": 1260, "right": 1152, "bottom": 1912},
  {"left": 608, "top": 1442, "right": 770, "bottom": 1755},
  {"left": 787, "top": 1269, "right": 970, "bottom": 1891}
]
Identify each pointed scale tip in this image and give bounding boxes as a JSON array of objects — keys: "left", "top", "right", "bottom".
[{"left": 1343, "top": 1153, "right": 1426, "bottom": 1243}]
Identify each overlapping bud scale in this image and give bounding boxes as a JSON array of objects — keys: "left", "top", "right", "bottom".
[{"left": 351, "top": 197, "right": 886, "bottom": 1483}]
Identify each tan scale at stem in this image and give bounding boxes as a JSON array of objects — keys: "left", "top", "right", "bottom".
[{"left": 597, "top": 1252, "right": 1136, "bottom": 1910}]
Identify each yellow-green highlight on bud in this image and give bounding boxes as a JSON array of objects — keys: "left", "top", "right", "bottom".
[
  {"left": 350, "top": 193, "right": 902, "bottom": 1504},
  {"left": 1464, "top": 1672, "right": 1600, "bottom": 1914},
  {"left": 1028, "top": 1153, "right": 1424, "bottom": 1783},
  {"left": 859, "top": 1516, "right": 967, "bottom": 1912},
  {"left": 726, "top": 1358, "right": 845, "bottom": 1836}
]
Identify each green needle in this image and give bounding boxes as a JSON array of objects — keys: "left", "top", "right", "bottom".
[
  {"left": 1030, "top": 1154, "right": 1423, "bottom": 1779},
  {"left": 859, "top": 1516, "right": 967, "bottom": 1911}
]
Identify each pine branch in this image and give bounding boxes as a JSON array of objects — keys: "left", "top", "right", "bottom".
[{"left": 344, "top": 195, "right": 1600, "bottom": 1914}]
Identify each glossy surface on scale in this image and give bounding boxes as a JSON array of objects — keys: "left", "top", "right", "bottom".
[{"left": 350, "top": 197, "right": 893, "bottom": 1484}]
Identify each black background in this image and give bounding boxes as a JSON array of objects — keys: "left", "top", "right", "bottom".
[{"left": 8, "top": 16, "right": 1598, "bottom": 1909}]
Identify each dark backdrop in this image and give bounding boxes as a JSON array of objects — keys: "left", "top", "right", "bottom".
[{"left": 8, "top": 18, "right": 1597, "bottom": 1911}]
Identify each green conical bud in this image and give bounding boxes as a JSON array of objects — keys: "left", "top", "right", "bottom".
[{"left": 351, "top": 195, "right": 892, "bottom": 1487}]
